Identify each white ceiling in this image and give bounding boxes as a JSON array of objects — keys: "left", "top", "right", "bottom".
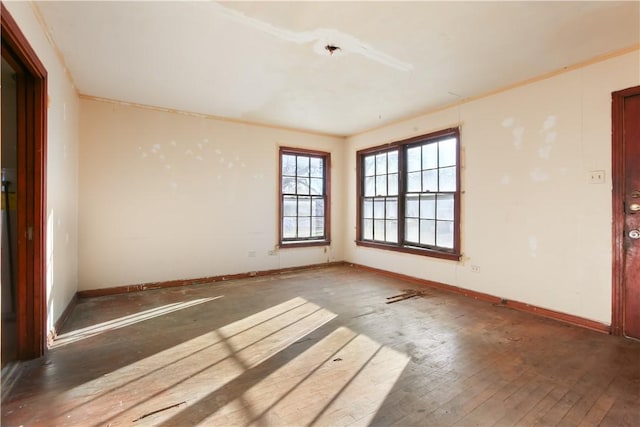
[{"left": 36, "top": 1, "right": 640, "bottom": 136}]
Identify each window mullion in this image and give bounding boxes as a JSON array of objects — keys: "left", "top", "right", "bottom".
[{"left": 398, "top": 146, "right": 406, "bottom": 247}]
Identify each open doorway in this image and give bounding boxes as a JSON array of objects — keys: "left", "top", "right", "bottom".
[
  {"left": 1, "top": 56, "right": 19, "bottom": 368},
  {"left": 1, "top": 4, "right": 48, "bottom": 367}
]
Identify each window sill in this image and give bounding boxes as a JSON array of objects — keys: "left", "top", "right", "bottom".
[
  {"left": 355, "top": 240, "right": 461, "bottom": 261},
  {"left": 280, "top": 240, "right": 331, "bottom": 249}
]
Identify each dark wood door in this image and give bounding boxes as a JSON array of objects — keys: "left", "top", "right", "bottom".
[{"left": 623, "top": 92, "right": 640, "bottom": 339}]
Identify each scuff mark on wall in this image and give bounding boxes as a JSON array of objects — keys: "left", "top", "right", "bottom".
[
  {"left": 537, "top": 115, "right": 557, "bottom": 160},
  {"left": 530, "top": 167, "right": 549, "bottom": 182},
  {"left": 528, "top": 236, "right": 538, "bottom": 258},
  {"left": 501, "top": 117, "right": 515, "bottom": 128},
  {"left": 538, "top": 145, "right": 552, "bottom": 160},
  {"left": 541, "top": 115, "right": 556, "bottom": 131},
  {"left": 512, "top": 126, "right": 524, "bottom": 150}
]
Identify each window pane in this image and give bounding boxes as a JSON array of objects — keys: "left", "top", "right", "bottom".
[
  {"left": 388, "top": 173, "right": 398, "bottom": 196},
  {"left": 406, "top": 195, "right": 419, "bottom": 217},
  {"left": 310, "top": 178, "right": 323, "bottom": 195},
  {"left": 298, "top": 196, "right": 311, "bottom": 216},
  {"left": 283, "top": 217, "right": 296, "bottom": 238},
  {"left": 405, "top": 218, "right": 419, "bottom": 243},
  {"left": 364, "top": 177, "right": 375, "bottom": 197},
  {"left": 374, "top": 220, "right": 385, "bottom": 241},
  {"left": 423, "top": 169, "right": 438, "bottom": 192},
  {"left": 297, "top": 156, "right": 310, "bottom": 176},
  {"left": 312, "top": 197, "right": 324, "bottom": 217},
  {"left": 407, "top": 172, "right": 421, "bottom": 192},
  {"left": 310, "top": 157, "right": 323, "bottom": 177},
  {"left": 388, "top": 151, "right": 398, "bottom": 174},
  {"left": 422, "top": 143, "right": 438, "bottom": 169},
  {"left": 282, "top": 177, "right": 296, "bottom": 194},
  {"left": 363, "top": 219, "right": 373, "bottom": 240},
  {"left": 363, "top": 199, "right": 373, "bottom": 218},
  {"left": 436, "top": 194, "right": 454, "bottom": 220},
  {"left": 386, "top": 198, "right": 398, "bottom": 220},
  {"left": 376, "top": 153, "right": 387, "bottom": 174},
  {"left": 420, "top": 219, "right": 436, "bottom": 246},
  {"left": 420, "top": 194, "right": 436, "bottom": 219},
  {"left": 437, "top": 221, "right": 454, "bottom": 248},
  {"left": 312, "top": 217, "right": 324, "bottom": 237},
  {"left": 374, "top": 198, "right": 385, "bottom": 219},
  {"left": 407, "top": 146, "right": 421, "bottom": 172},
  {"left": 364, "top": 156, "right": 375, "bottom": 176},
  {"left": 439, "top": 138, "right": 457, "bottom": 167},
  {"left": 297, "top": 177, "right": 310, "bottom": 194},
  {"left": 283, "top": 196, "right": 297, "bottom": 216},
  {"left": 298, "top": 217, "right": 311, "bottom": 237},
  {"left": 386, "top": 220, "right": 398, "bottom": 243},
  {"left": 376, "top": 175, "right": 387, "bottom": 196},
  {"left": 439, "top": 167, "right": 456, "bottom": 191},
  {"left": 282, "top": 155, "right": 296, "bottom": 176}
]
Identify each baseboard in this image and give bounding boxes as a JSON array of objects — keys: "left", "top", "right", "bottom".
[
  {"left": 77, "top": 261, "right": 347, "bottom": 298},
  {"left": 73, "top": 260, "right": 609, "bottom": 335},
  {"left": 349, "top": 263, "right": 611, "bottom": 334},
  {"left": 46, "top": 293, "right": 78, "bottom": 346}
]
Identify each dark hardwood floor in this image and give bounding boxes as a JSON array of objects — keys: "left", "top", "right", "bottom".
[{"left": 2, "top": 265, "right": 639, "bottom": 426}]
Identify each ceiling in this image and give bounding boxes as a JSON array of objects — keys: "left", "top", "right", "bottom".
[{"left": 35, "top": 1, "right": 640, "bottom": 136}]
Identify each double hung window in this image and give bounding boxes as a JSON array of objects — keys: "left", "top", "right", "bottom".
[
  {"left": 357, "top": 128, "right": 460, "bottom": 260},
  {"left": 280, "top": 147, "right": 330, "bottom": 246}
]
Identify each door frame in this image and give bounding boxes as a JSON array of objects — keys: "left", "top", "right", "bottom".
[
  {"left": 1, "top": 2, "right": 48, "bottom": 359},
  {"left": 611, "top": 85, "right": 640, "bottom": 337}
]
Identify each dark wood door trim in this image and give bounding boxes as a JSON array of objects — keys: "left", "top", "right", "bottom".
[
  {"left": 611, "top": 85, "right": 640, "bottom": 336},
  {"left": 1, "top": 2, "right": 48, "bottom": 359}
]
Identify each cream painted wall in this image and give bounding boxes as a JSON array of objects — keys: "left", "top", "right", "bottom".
[
  {"left": 3, "top": 2, "right": 80, "bottom": 332},
  {"left": 346, "top": 51, "right": 640, "bottom": 325},
  {"left": 79, "top": 99, "right": 345, "bottom": 290}
]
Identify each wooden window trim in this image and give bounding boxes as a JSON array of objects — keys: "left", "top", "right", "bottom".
[
  {"left": 356, "top": 128, "right": 461, "bottom": 260},
  {"left": 279, "top": 147, "right": 331, "bottom": 248}
]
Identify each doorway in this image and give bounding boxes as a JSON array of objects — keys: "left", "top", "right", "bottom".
[
  {"left": 1, "top": 3, "right": 48, "bottom": 363},
  {"left": 1, "top": 56, "right": 19, "bottom": 368},
  {"left": 612, "top": 85, "right": 640, "bottom": 340}
]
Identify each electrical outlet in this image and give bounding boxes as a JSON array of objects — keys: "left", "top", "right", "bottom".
[
  {"left": 267, "top": 249, "right": 277, "bottom": 256},
  {"left": 248, "top": 250, "right": 256, "bottom": 258},
  {"left": 589, "top": 170, "right": 605, "bottom": 184},
  {"left": 471, "top": 265, "right": 480, "bottom": 273}
]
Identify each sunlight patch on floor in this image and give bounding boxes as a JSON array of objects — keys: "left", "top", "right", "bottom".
[
  {"left": 192, "top": 326, "right": 410, "bottom": 426},
  {"left": 55, "top": 297, "right": 337, "bottom": 426},
  {"left": 51, "top": 296, "right": 223, "bottom": 348}
]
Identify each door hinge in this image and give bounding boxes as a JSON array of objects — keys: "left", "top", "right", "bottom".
[{"left": 27, "top": 226, "right": 33, "bottom": 241}]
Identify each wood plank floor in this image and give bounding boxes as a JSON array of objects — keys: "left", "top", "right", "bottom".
[{"left": 2, "top": 265, "right": 639, "bottom": 426}]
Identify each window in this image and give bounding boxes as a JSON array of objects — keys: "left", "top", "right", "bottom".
[
  {"left": 279, "top": 147, "right": 330, "bottom": 246},
  {"left": 357, "top": 128, "right": 460, "bottom": 260}
]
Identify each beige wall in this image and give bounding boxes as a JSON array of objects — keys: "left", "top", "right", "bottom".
[
  {"left": 79, "top": 99, "right": 345, "bottom": 290},
  {"left": 3, "top": 2, "right": 80, "bottom": 332},
  {"left": 346, "top": 50, "right": 640, "bottom": 325}
]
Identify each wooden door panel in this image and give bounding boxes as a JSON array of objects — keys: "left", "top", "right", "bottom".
[{"left": 623, "top": 93, "right": 640, "bottom": 339}]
